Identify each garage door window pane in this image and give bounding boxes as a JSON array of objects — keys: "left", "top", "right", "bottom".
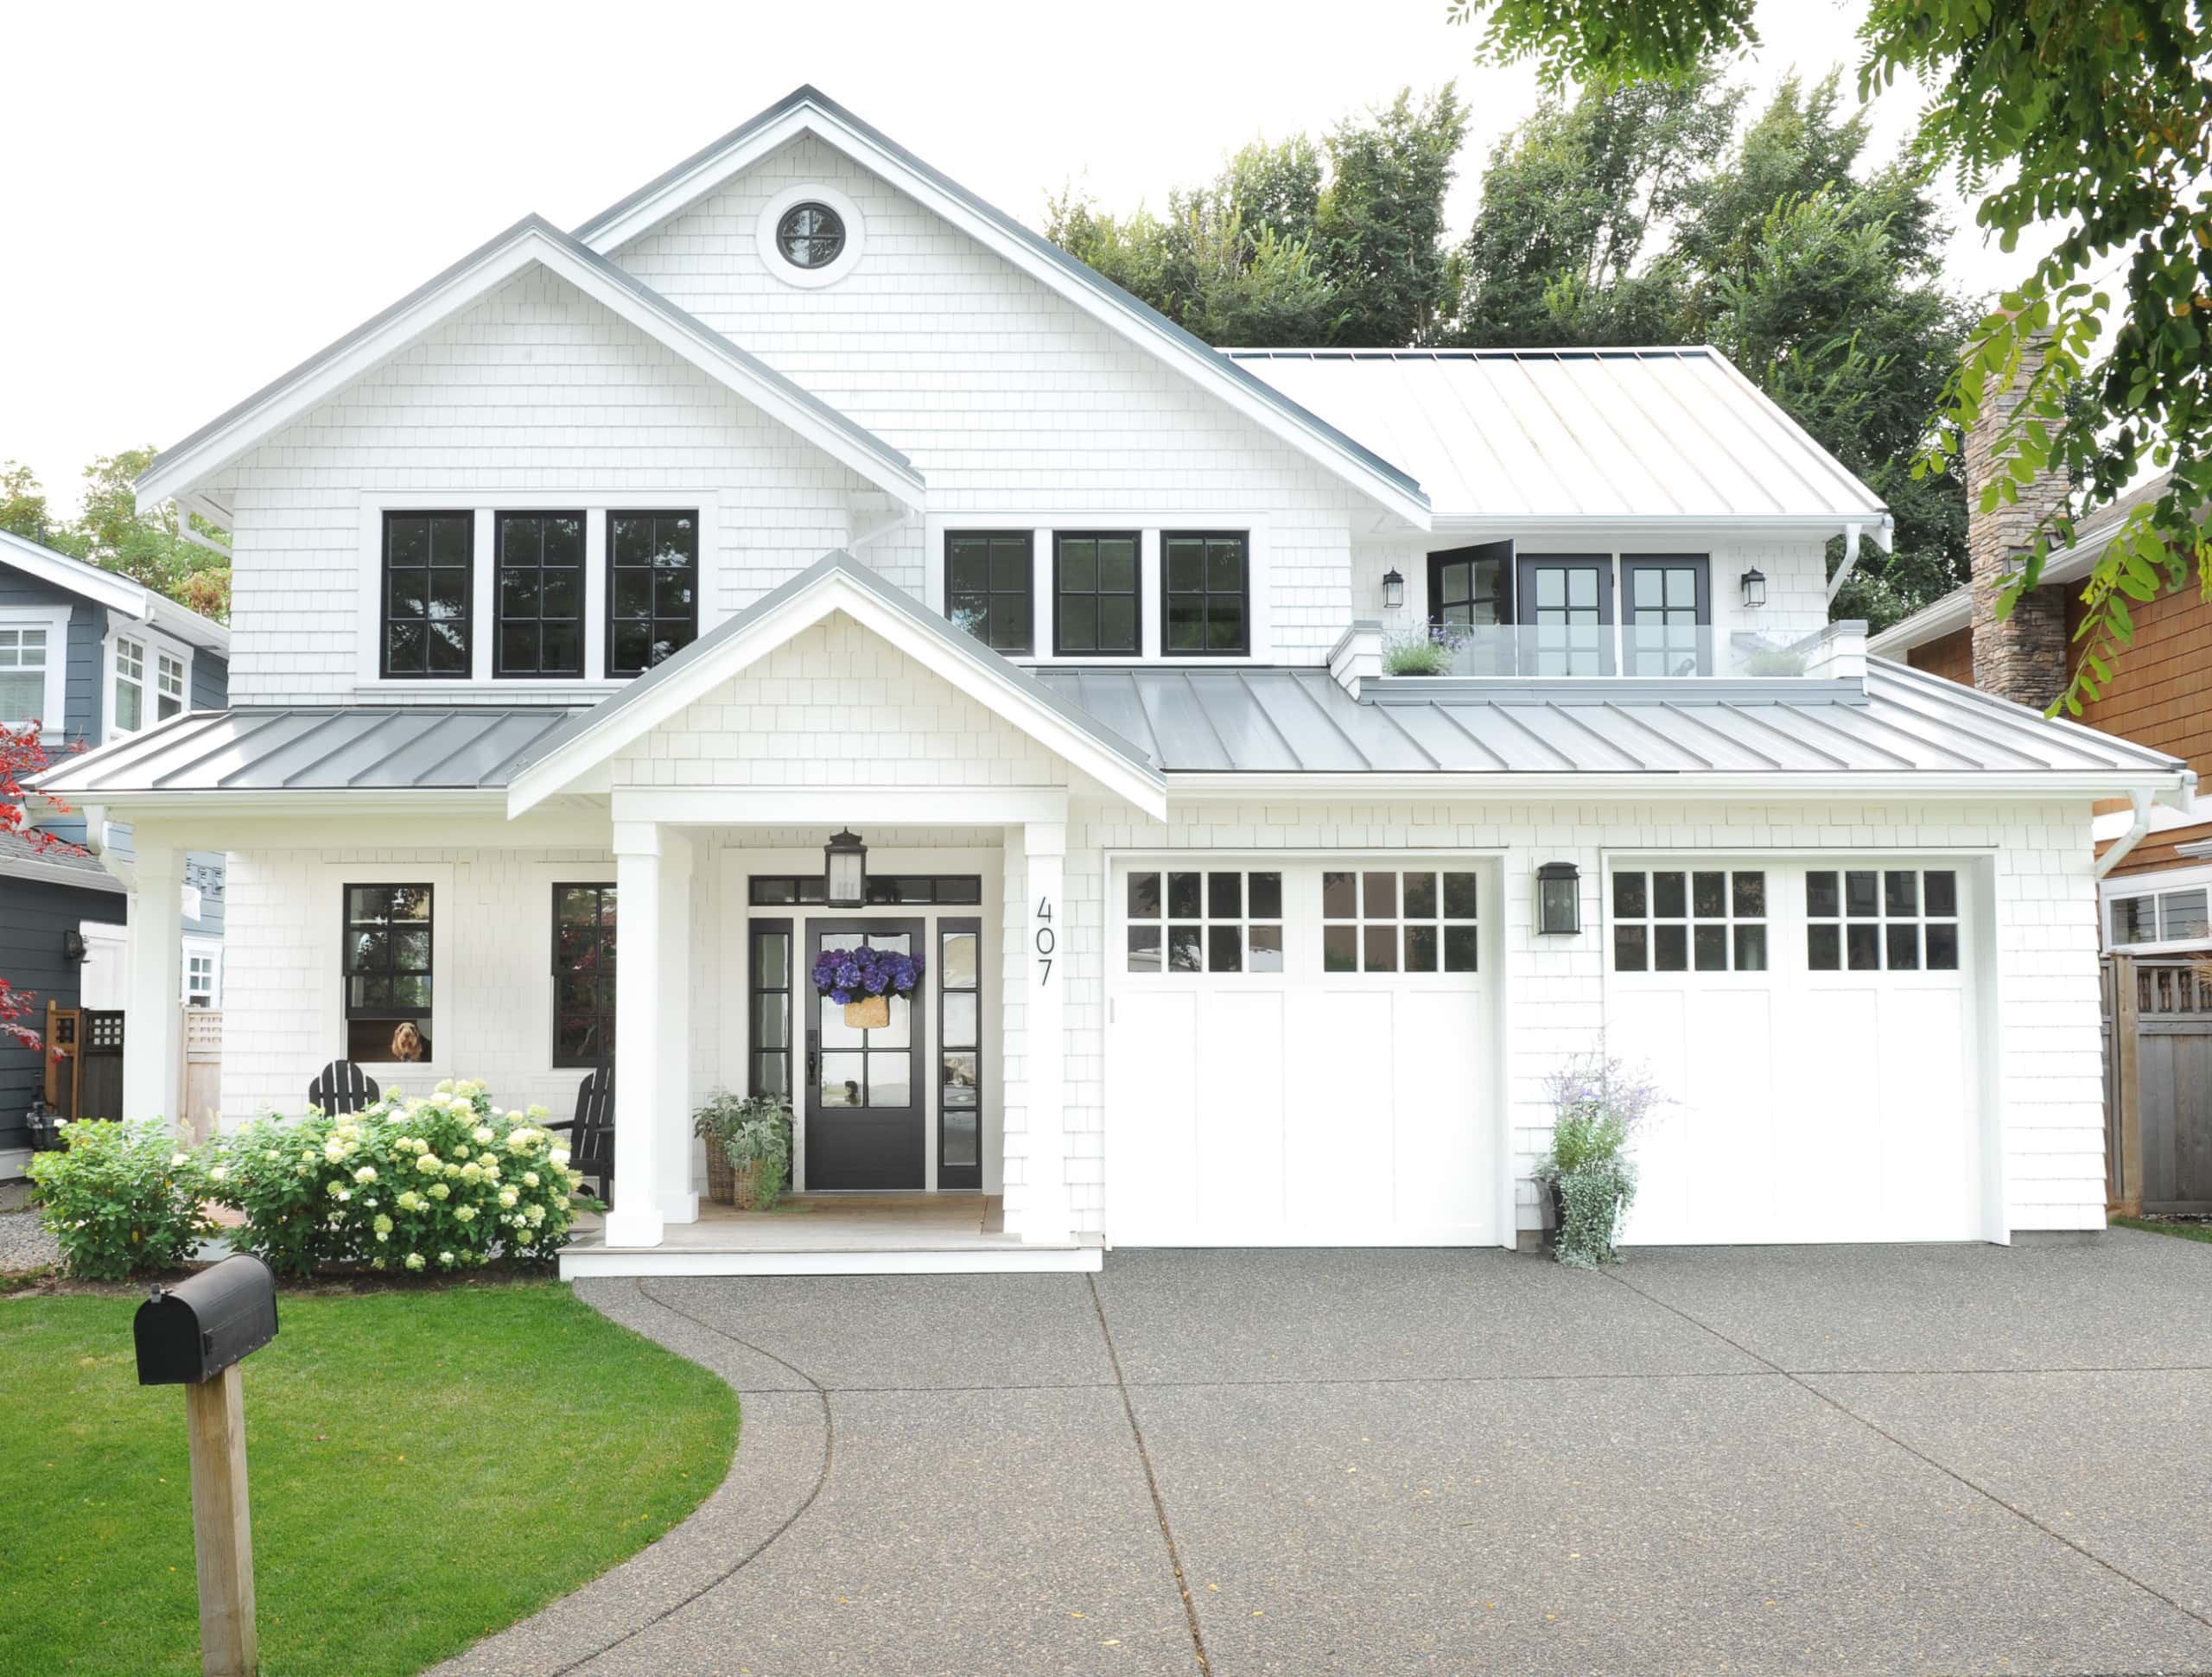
[
  {"left": 1208, "top": 873, "right": 1242, "bottom": 918},
  {"left": 1404, "top": 924, "right": 1438, "bottom": 971},
  {"left": 1807, "top": 871, "right": 1840, "bottom": 918},
  {"left": 1128, "top": 873, "right": 1161, "bottom": 919},
  {"left": 1249, "top": 873, "right": 1283, "bottom": 918},
  {"left": 1208, "top": 925, "right": 1243, "bottom": 972},
  {"left": 1615, "top": 924, "right": 1648, "bottom": 971},
  {"left": 1403, "top": 873, "right": 1437, "bottom": 918},
  {"left": 1732, "top": 873, "right": 1764, "bottom": 918},
  {"left": 1363, "top": 872, "right": 1397, "bottom": 918},
  {"left": 1885, "top": 871, "right": 1919, "bottom": 917},
  {"left": 1168, "top": 873, "right": 1202, "bottom": 918},
  {"left": 1808, "top": 924, "right": 1840, "bottom": 969},
  {"left": 1363, "top": 925, "right": 1397, "bottom": 971},
  {"left": 1654, "top": 925, "right": 1688, "bottom": 971},
  {"left": 1445, "top": 924, "right": 1480, "bottom": 972},
  {"left": 1692, "top": 872, "right": 1726, "bottom": 918},
  {"left": 1443, "top": 873, "right": 1479, "bottom": 920},
  {"left": 1809, "top": 866, "right": 1963, "bottom": 973},
  {"left": 1846, "top": 871, "right": 1879, "bottom": 918},
  {"left": 1128, "top": 926, "right": 1161, "bottom": 972},
  {"left": 1167, "top": 925, "right": 1203, "bottom": 971},
  {"left": 1323, "top": 872, "right": 1356, "bottom": 918},
  {"left": 1324, "top": 924, "right": 1357, "bottom": 972},
  {"left": 1613, "top": 871, "right": 1647, "bottom": 918},
  {"left": 1693, "top": 924, "right": 1726, "bottom": 971},
  {"left": 1613, "top": 867, "right": 1764, "bottom": 973},
  {"left": 1886, "top": 924, "right": 1920, "bottom": 970},
  {"left": 1249, "top": 924, "right": 1284, "bottom": 973},
  {"left": 1925, "top": 924, "right": 1959, "bottom": 969},
  {"left": 1652, "top": 872, "right": 1687, "bottom": 918},
  {"left": 1131, "top": 867, "right": 1284, "bottom": 979},
  {"left": 1847, "top": 924, "right": 1879, "bottom": 969},
  {"left": 1733, "top": 924, "right": 1768, "bottom": 970}
]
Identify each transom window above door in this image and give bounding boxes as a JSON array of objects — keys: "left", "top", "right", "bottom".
[
  {"left": 1126, "top": 868, "right": 1283, "bottom": 974},
  {"left": 1323, "top": 868, "right": 1479, "bottom": 974},
  {"left": 945, "top": 530, "right": 1033, "bottom": 655}
]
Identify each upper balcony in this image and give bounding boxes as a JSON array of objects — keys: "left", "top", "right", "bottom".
[{"left": 1329, "top": 620, "right": 1869, "bottom": 702}]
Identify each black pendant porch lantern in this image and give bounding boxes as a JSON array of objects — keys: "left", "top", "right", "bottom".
[
  {"left": 824, "top": 829, "right": 868, "bottom": 907},
  {"left": 1535, "top": 861, "right": 1582, "bottom": 936},
  {"left": 1382, "top": 568, "right": 1406, "bottom": 612}
]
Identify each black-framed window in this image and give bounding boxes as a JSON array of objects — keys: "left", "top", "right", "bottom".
[
  {"left": 497, "top": 512, "right": 585, "bottom": 678},
  {"left": 1611, "top": 869, "right": 1766, "bottom": 973},
  {"left": 939, "top": 918, "right": 982, "bottom": 1190},
  {"left": 1163, "top": 532, "right": 1249, "bottom": 655},
  {"left": 343, "top": 884, "right": 432, "bottom": 1063},
  {"left": 552, "top": 883, "right": 617, "bottom": 1066},
  {"left": 1516, "top": 555, "right": 1611, "bottom": 676},
  {"left": 1428, "top": 541, "right": 1511, "bottom": 630},
  {"left": 1621, "top": 556, "right": 1710, "bottom": 677},
  {"left": 382, "top": 513, "right": 473, "bottom": 678},
  {"left": 1054, "top": 531, "right": 1141, "bottom": 656},
  {"left": 747, "top": 874, "right": 982, "bottom": 906},
  {"left": 946, "top": 531, "right": 1033, "bottom": 654},
  {"left": 749, "top": 920, "right": 794, "bottom": 1099},
  {"left": 607, "top": 511, "right": 699, "bottom": 677}
]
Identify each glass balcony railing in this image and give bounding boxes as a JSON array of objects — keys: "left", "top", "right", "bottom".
[{"left": 1378, "top": 620, "right": 1867, "bottom": 682}]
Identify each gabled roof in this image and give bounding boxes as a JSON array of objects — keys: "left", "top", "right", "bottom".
[
  {"left": 0, "top": 529, "right": 230, "bottom": 654},
  {"left": 502, "top": 551, "right": 1169, "bottom": 818},
  {"left": 1868, "top": 473, "right": 2173, "bottom": 658},
  {"left": 1226, "top": 348, "right": 1891, "bottom": 532},
  {"left": 135, "top": 216, "right": 925, "bottom": 517},
  {"left": 574, "top": 85, "right": 1432, "bottom": 528}
]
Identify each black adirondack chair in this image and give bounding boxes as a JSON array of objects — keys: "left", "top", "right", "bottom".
[
  {"left": 308, "top": 1060, "right": 380, "bottom": 1115},
  {"left": 546, "top": 1065, "right": 614, "bottom": 1204}
]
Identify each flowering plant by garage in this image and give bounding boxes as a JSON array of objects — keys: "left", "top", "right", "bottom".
[
  {"left": 211, "top": 1078, "right": 593, "bottom": 1276},
  {"left": 810, "top": 945, "right": 925, "bottom": 1005},
  {"left": 1535, "top": 1051, "right": 1665, "bottom": 1269}
]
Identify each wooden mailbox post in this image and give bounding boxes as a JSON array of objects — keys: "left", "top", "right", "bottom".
[{"left": 133, "top": 1255, "right": 279, "bottom": 1677}]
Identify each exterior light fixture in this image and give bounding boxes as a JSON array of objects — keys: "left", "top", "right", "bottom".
[
  {"left": 1382, "top": 569, "right": 1406, "bottom": 612},
  {"left": 62, "top": 929, "right": 86, "bottom": 962},
  {"left": 1740, "top": 568, "right": 1768, "bottom": 609},
  {"left": 823, "top": 829, "right": 868, "bottom": 908},
  {"left": 1535, "top": 861, "right": 1582, "bottom": 936}
]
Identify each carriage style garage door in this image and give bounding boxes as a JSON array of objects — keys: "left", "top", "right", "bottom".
[
  {"left": 1611, "top": 860, "right": 1986, "bottom": 1245},
  {"left": 1105, "top": 860, "right": 1497, "bottom": 1247}
]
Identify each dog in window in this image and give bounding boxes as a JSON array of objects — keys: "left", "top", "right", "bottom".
[{"left": 391, "top": 1020, "right": 427, "bottom": 1063}]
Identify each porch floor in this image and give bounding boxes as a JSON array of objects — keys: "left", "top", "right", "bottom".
[{"left": 559, "top": 1194, "right": 1103, "bottom": 1278}]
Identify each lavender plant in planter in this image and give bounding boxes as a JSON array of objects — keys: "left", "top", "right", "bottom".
[
  {"left": 812, "top": 944, "right": 926, "bottom": 1030},
  {"left": 1534, "top": 1051, "right": 1665, "bottom": 1267}
]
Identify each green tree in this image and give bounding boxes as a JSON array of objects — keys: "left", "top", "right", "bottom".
[
  {"left": 1313, "top": 86, "right": 1470, "bottom": 345},
  {"left": 0, "top": 453, "right": 230, "bottom": 620},
  {"left": 1448, "top": 0, "right": 2212, "bottom": 713},
  {"left": 0, "top": 462, "right": 53, "bottom": 543}
]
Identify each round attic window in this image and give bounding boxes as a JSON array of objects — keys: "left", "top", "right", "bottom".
[{"left": 776, "top": 201, "right": 846, "bottom": 270}]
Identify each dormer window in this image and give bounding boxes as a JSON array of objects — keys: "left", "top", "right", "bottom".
[{"left": 109, "top": 631, "right": 191, "bottom": 739}]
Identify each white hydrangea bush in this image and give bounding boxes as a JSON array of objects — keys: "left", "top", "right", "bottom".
[{"left": 212, "top": 1079, "right": 593, "bottom": 1277}]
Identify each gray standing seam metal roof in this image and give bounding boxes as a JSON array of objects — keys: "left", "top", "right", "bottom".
[
  {"left": 31, "top": 657, "right": 2181, "bottom": 797},
  {"left": 571, "top": 84, "right": 1427, "bottom": 510},
  {"left": 137, "top": 214, "right": 920, "bottom": 500}
]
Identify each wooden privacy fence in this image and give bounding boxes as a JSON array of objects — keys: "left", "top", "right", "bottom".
[
  {"left": 2103, "top": 956, "right": 2212, "bottom": 1216},
  {"left": 41, "top": 1005, "right": 222, "bottom": 1142}
]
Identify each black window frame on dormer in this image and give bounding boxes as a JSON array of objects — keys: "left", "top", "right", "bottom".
[
  {"left": 1052, "top": 530, "right": 1142, "bottom": 657},
  {"left": 607, "top": 510, "right": 700, "bottom": 679},
  {"left": 944, "top": 530, "right": 1034, "bottom": 656},
  {"left": 1161, "top": 531, "right": 1249, "bottom": 657},
  {"left": 493, "top": 511, "right": 586, "bottom": 680},
  {"left": 381, "top": 511, "right": 474, "bottom": 680}
]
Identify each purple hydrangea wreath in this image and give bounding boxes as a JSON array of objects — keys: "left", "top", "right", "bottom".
[{"left": 811, "top": 944, "right": 926, "bottom": 1005}]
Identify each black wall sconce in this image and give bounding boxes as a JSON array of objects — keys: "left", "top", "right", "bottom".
[
  {"left": 1535, "top": 861, "right": 1582, "bottom": 936},
  {"left": 1740, "top": 567, "right": 1768, "bottom": 609},
  {"left": 62, "top": 930, "right": 86, "bottom": 963},
  {"left": 1382, "top": 568, "right": 1405, "bottom": 612}
]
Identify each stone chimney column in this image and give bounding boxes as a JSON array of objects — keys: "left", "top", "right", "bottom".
[{"left": 1965, "top": 333, "right": 2071, "bottom": 708}]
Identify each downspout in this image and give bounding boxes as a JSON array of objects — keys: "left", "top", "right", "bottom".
[
  {"left": 2094, "top": 789, "right": 2154, "bottom": 880},
  {"left": 1826, "top": 521, "right": 1865, "bottom": 607}
]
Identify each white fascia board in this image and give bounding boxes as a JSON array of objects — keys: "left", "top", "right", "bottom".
[
  {"left": 1162, "top": 770, "right": 2194, "bottom": 801},
  {"left": 0, "top": 853, "right": 127, "bottom": 894},
  {"left": 580, "top": 105, "right": 1431, "bottom": 530},
  {"left": 1866, "top": 588, "right": 1974, "bottom": 657},
  {"left": 1427, "top": 513, "right": 1872, "bottom": 543},
  {"left": 135, "top": 222, "right": 924, "bottom": 514},
  {"left": 0, "top": 531, "right": 228, "bottom": 656},
  {"left": 507, "top": 569, "right": 1167, "bottom": 821},
  {"left": 612, "top": 786, "right": 1070, "bottom": 826}
]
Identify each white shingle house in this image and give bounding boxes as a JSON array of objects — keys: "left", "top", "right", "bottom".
[{"left": 37, "top": 86, "right": 2191, "bottom": 1275}]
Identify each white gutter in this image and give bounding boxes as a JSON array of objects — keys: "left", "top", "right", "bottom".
[
  {"left": 2096, "top": 789, "right": 2155, "bottom": 878},
  {"left": 1824, "top": 515, "right": 1896, "bottom": 607}
]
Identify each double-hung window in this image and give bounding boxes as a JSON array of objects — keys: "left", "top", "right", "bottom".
[
  {"left": 496, "top": 512, "right": 584, "bottom": 678},
  {"left": 383, "top": 511, "right": 474, "bottom": 677},
  {"left": 607, "top": 511, "right": 699, "bottom": 677},
  {"left": 1620, "top": 556, "right": 1710, "bottom": 677},
  {"left": 112, "top": 634, "right": 146, "bottom": 733},
  {"left": 1163, "top": 532, "right": 1248, "bottom": 656},
  {"left": 1054, "top": 532, "right": 1141, "bottom": 656},
  {"left": 156, "top": 650, "right": 186, "bottom": 721},
  {"left": 343, "top": 884, "right": 434, "bottom": 1062},
  {"left": 946, "top": 531, "right": 1033, "bottom": 655},
  {"left": 0, "top": 623, "right": 54, "bottom": 728}
]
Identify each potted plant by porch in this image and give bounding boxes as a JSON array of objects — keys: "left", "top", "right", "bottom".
[
  {"left": 811, "top": 943, "right": 925, "bottom": 1030},
  {"left": 695, "top": 1090, "right": 794, "bottom": 1210},
  {"left": 1534, "top": 1051, "right": 1663, "bottom": 1267}
]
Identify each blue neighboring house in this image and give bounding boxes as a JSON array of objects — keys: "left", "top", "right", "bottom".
[{"left": 0, "top": 530, "right": 229, "bottom": 1172}]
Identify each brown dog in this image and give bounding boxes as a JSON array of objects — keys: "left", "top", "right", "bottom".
[{"left": 391, "top": 1020, "right": 426, "bottom": 1062}]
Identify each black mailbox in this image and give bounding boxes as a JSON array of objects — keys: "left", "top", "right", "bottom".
[{"left": 134, "top": 1255, "right": 279, "bottom": 1386}]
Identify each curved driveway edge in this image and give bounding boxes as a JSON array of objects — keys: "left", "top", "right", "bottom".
[{"left": 430, "top": 1280, "right": 830, "bottom": 1676}]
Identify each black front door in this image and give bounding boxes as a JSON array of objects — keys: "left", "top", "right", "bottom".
[{"left": 805, "top": 919, "right": 928, "bottom": 1191}]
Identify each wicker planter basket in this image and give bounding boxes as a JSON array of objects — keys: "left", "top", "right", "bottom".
[
  {"left": 706, "top": 1144, "right": 736, "bottom": 1205},
  {"left": 843, "top": 994, "right": 890, "bottom": 1030}
]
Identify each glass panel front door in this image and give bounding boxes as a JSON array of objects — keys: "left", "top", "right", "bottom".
[{"left": 804, "top": 919, "right": 928, "bottom": 1190}]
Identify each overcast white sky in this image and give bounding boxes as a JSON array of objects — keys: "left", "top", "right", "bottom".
[{"left": 1, "top": 0, "right": 2021, "bottom": 518}]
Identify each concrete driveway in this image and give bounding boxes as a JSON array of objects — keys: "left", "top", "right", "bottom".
[{"left": 440, "top": 1231, "right": 2212, "bottom": 1676}]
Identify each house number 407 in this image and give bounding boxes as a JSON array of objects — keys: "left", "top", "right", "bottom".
[{"left": 1034, "top": 896, "right": 1055, "bottom": 986}]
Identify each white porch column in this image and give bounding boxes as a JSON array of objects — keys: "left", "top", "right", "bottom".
[
  {"left": 607, "top": 822, "right": 666, "bottom": 1248},
  {"left": 1014, "top": 818, "right": 1072, "bottom": 1244},
  {"left": 122, "top": 834, "right": 184, "bottom": 1126},
  {"left": 654, "top": 828, "right": 699, "bottom": 1224}
]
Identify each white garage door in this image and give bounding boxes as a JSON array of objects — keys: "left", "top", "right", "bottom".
[
  {"left": 1104, "top": 860, "right": 1497, "bottom": 1247},
  {"left": 1611, "top": 861, "right": 1985, "bottom": 1244}
]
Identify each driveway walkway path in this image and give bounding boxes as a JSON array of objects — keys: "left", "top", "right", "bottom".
[{"left": 436, "top": 1230, "right": 2212, "bottom": 1675}]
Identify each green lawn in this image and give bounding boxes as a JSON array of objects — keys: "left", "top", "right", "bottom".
[
  {"left": 2114, "top": 1215, "right": 2212, "bottom": 1244},
  {"left": 0, "top": 1282, "right": 738, "bottom": 1676}
]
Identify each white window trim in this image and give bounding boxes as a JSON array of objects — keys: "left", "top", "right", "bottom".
[
  {"left": 2101, "top": 861, "right": 2212, "bottom": 955},
  {"left": 101, "top": 620, "right": 194, "bottom": 743},
  {"left": 353, "top": 490, "right": 723, "bottom": 696},
  {"left": 923, "top": 512, "right": 1274, "bottom": 665},
  {"left": 0, "top": 605, "right": 72, "bottom": 740},
  {"left": 316, "top": 861, "right": 456, "bottom": 1084},
  {"left": 182, "top": 937, "right": 223, "bottom": 1008},
  {"left": 755, "top": 181, "right": 868, "bottom": 289}
]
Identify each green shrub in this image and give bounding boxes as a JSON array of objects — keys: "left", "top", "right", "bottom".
[
  {"left": 27, "top": 1120, "right": 218, "bottom": 1280},
  {"left": 1382, "top": 632, "right": 1454, "bottom": 677},
  {"left": 1536, "top": 1051, "right": 1665, "bottom": 1268},
  {"left": 211, "top": 1079, "right": 591, "bottom": 1277}
]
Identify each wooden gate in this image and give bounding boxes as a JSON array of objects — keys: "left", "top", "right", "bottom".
[
  {"left": 75, "top": 1010, "right": 125, "bottom": 1121},
  {"left": 2103, "top": 955, "right": 2212, "bottom": 1215}
]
